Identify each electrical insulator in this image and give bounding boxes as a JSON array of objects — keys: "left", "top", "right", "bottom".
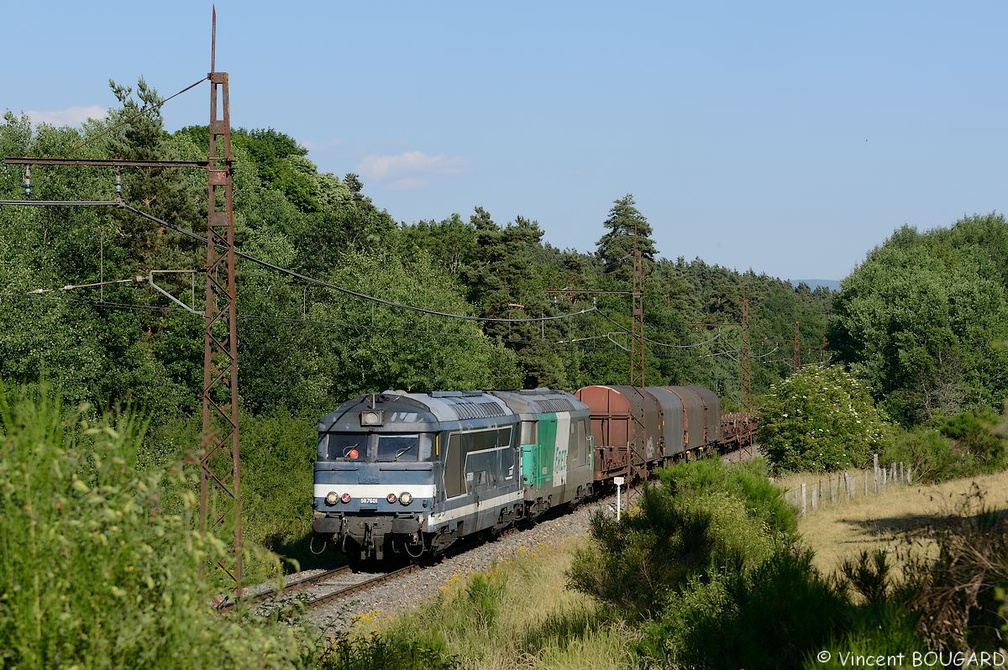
[
  {"left": 22, "top": 166, "right": 31, "bottom": 199},
  {"left": 114, "top": 171, "right": 122, "bottom": 198}
]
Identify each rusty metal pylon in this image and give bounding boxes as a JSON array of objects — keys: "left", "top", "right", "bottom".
[
  {"left": 199, "top": 11, "right": 242, "bottom": 587},
  {"left": 626, "top": 225, "right": 647, "bottom": 505}
]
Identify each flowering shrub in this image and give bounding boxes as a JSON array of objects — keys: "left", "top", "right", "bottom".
[{"left": 757, "top": 364, "right": 892, "bottom": 473}]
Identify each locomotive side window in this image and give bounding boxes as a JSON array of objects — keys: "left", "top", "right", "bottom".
[
  {"left": 576, "top": 419, "right": 587, "bottom": 464},
  {"left": 520, "top": 421, "right": 537, "bottom": 445},
  {"left": 568, "top": 419, "right": 578, "bottom": 461},
  {"left": 376, "top": 434, "right": 420, "bottom": 462},
  {"left": 445, "top": 433, "right": 463, "bottom": 498},
  {"left": 444, "top": 426, "right": 516, "bottom": 498}
]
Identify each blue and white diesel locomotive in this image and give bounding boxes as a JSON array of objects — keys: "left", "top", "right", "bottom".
[{"left": 312, "top": 388, "right": 593, "bottom": 561}]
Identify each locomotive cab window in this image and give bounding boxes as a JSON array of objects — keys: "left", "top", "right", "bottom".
[
  {"left": 321, "top": 433, "right": 366, "bottom": 460},
  {"left": 376, "top": 434, "right": 421, "bottom": 462}
]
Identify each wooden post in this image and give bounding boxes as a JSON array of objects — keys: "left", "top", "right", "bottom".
[
  {"left": 801, "top": 483, "right": 807, "bottom": 516},
  {"left": 873, "top": 454, "right": 879, "bottom": 493}
]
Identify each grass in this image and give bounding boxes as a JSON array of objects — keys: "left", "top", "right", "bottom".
[
  {"left": 785, "top": 469, "right": 1008, "bottom": 574},
  {"left": 358, "top": 537, "right": 641, "bottom": 670},
  {"left": 343, "top": 463, "right": 1008, "bottom": 669}
]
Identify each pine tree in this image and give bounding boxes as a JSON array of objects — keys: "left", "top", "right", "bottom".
[{"left": 595, "top": 194, "right": 657, "bottom": 283}]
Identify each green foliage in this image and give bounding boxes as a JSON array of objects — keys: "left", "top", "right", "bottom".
[
  {"left": 648, "top": 546, "right": 848, "bottom": 670},
  {"left": 315, "top": 630, "right": 460, "bottom": 670},
  {"left": 456, "top": 208, "right": 573, "bottom": 388},
  {"left": 838, "top": 549, "right": 893, "bottom": 606},
  {"left": 809, "top": 603, "right": 926, "bottom": 670},
  {"left": 567, "top": 458, "right": 797, "bottom": 619},
  {"left": 882, "top": 426, "right": 962, "bottom": 484},
  {"left": 831, "top": 215, "right": 1008, "bottom": 425},
  {"left": 595, "top": 193, "right": 657, "bottom": 283},
  {"left": 882, "top": 410, "right": 1007, "bottom": 484},
  {"left": 310, "top": 248, "right": 521, "bottom": 398},
  {"left": 828, "top": 549, "right": 927, "bottom": 666},
  {"left": 233, "top": 128, "right": 319, "bottom": 212},
  {"left": 938, "top": 410, "right": 1005, "bottom": 468},
  {"left": 660, "top": 456, "right": 798, "bottom": 537},
  {"left": 758, "top": 364, "right": 892, "bottom": 473},
  {"left": 0, "top": 382, "right": 307, "bottom": 669},
  {"left": 568, "top": 458, "right": 933, "bottom": 668},
  {"left": 236, "top": 409, "right": 317, "bottom": 578}
]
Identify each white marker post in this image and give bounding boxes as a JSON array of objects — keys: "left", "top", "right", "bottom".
[{"left": 614, "top": 476, "right": 625, "bottom": 522}]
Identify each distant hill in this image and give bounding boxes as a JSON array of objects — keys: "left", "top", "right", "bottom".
[{"left": 790, "top": 279, "right": 841, "bottom": 291}]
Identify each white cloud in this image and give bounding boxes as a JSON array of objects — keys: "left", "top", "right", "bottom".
[
  {"left": 26, "top": 106, "right": 108, "bottom": 127},
  {"left": 388, "top": 177, "right": 429, "bottom": 190},
  {"left": 357, "top": 151, "right": 469, "bottom": 184}
]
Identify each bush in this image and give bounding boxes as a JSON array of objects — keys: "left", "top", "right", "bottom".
[
  {"left": 648, "top": 546, "right": 848, "bottom": 670},
  {"left": 758, "top": 364, "right": 892, "bottom": 473},
  {"left": 882, "top": 410, "right": 1007, "bottom": 484},
  {"left": 238, "top": 408, "right": 318, "bottom": 578},
  {"left": 938, "top": 410, "right": 1006, "bottom": 471},
  {"left": 903, "top": 486, "right": 1008, "bottom": 652},
  {"left": 567, "top": 458, "right": 798, "bottom": 620},
  {"left": 883, "top": 426, "right": 976, "bottom": 484},
  {"left": 660, "top": 456, "right": 798, "bottom": 538}
]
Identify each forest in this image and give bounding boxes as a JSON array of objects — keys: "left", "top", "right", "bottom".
[
  {"left": 4, "top": 81, "right": 1008, "bottom": 667},
  {"left": 0, "top": 82, "right": 837, "bottom": 453},
  {"left": 3, "top": 80, "right": 1007, "bottom": 547}
]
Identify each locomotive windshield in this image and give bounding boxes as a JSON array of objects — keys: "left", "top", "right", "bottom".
[
  {"left": 376, "top": 434, "right": 420, "bottom": 462},
  {"left": 319, "top": 433, "right": 366, "bottom": 460}
]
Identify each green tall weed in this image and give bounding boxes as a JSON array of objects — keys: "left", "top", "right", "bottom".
[{"left": 0, "top": 382, "right": 308, "bottom": 669}]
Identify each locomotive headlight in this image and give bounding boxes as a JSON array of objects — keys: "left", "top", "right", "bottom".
[
  {"left": 325, "top": 491, "right": 339, "bottom": 506},
  {"left": 386, "top": 492, "right": 398, "bottom": 504},
  {"left": 340, "top": 492, "right": 351, "bottom": 504},
  {"left": 360, "top": 410, "right": 383, "bottom": 426},
  {"left": 399, "top": 492, "right": 413, "bottom": 506}
]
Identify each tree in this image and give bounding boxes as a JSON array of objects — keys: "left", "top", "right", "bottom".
[
  {"left": 596, "top": 194, "right": 657, "bottom": 283},
  {"left": 830, "top": 216, "right": 1008, "bottom": 425},
  {"left": 460, "top": 209, "right": 569, "bottom": 388}
]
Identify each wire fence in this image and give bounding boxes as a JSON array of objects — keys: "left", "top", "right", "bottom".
[{"left": 780, "top": 454, "right": 912, "bottom": 516}]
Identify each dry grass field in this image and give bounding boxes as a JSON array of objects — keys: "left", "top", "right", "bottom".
[{"left": 778, "top": 469, "right": 1008, "bottom": 574}]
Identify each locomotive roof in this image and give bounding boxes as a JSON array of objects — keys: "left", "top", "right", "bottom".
[
  {"left": 491, "top": 388, "right": 589, "bottom": 419},
  {"left": 317, "top": 390, "right": 515, "bottom": 433}
]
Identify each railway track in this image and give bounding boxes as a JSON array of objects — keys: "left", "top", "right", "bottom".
[{"left": 217, "top": 564, "right": 421, "bottom": 614}]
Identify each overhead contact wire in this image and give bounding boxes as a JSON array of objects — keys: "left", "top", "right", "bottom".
[
  {"left": 112, "top": 202, "right": 596, "bottom": 324},
  {"left": 595, "top": 311, "right": 725, "bottom": 349},
  {"left": 57, "top": 77, "right": 207, "bottom": 159}
]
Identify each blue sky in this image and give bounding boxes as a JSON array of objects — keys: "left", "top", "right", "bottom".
[{"left": 6, "top": 1, "right": 1007, "bottom": 281}]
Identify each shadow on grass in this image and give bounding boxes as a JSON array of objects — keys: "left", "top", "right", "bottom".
[
  {"left": 836, "top": 507, "right": 1008, "bottom": 541},
  {"left": 270, "top": 531, "right": 347, "bottom": 572},
  {"left": 517, "top": 606, "right": 608, "bottom": 657}
]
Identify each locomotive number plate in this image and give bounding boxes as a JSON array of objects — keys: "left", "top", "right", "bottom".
[{"left": 360, "top": 497, "right": 378, "bottom": 504}]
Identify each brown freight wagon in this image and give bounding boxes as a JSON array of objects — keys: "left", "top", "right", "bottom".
[{"left": 574, "top": 385, "right": 667, "bottom": 482}]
